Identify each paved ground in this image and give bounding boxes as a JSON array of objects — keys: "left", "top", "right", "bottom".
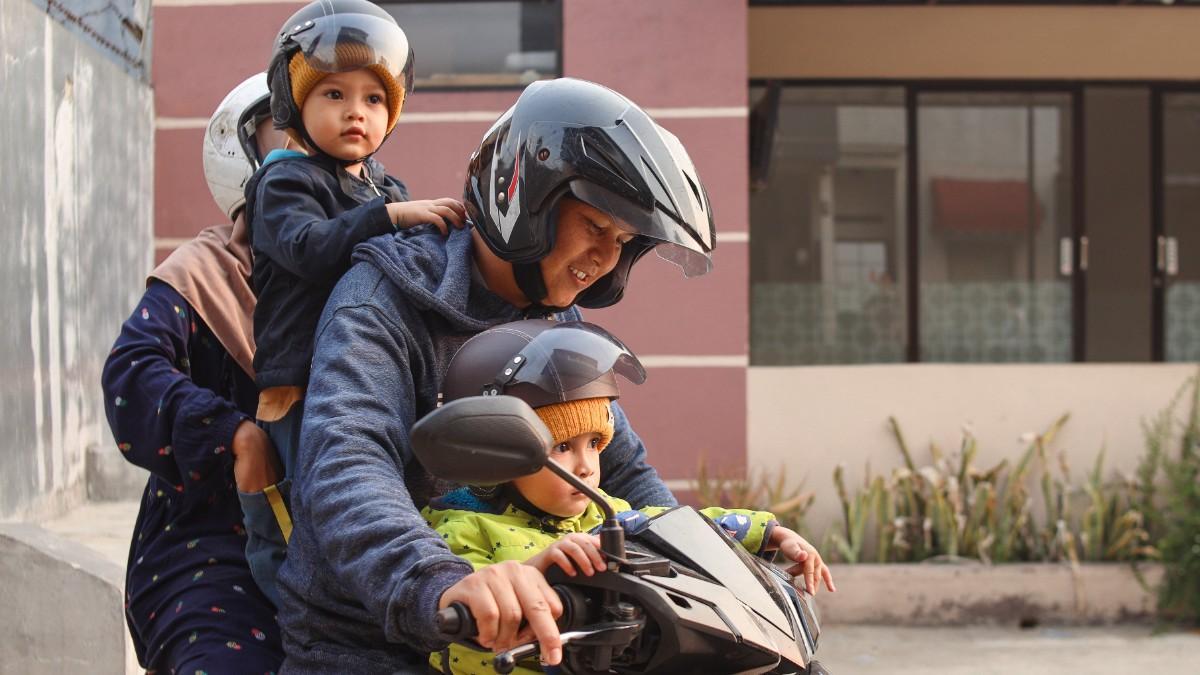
[
  {"left": 37, "top": 501, "right": 1200, "bottom": 674},
  {"left": 817, "top": 624, "right": 1200, "bottom": 674},
  {"left": 41, "top": 499, "right": 139, "bottom": 566}
]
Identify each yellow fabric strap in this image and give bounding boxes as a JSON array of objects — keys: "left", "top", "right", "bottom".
[{"left": 263, "top": 484, "right": 293, "bottom": 544}]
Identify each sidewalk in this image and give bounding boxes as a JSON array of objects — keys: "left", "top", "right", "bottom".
[
  {"left": 42, "top": 499, "right": 139, "bottom": 567},
  {"left": 0, "top": 500, "right": 141, "bottom": 675},
  {"left": 817, "top": 624, "right": 1200, "bottom": 674}
]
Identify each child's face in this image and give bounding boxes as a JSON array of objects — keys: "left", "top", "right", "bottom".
[
  {"left": 300, "top": 68, "right": 389, "bottom": 166},
  {"left": 538, "top": 198, "right": 635, "bottom": 308},
  {"left": 512, "top": 431, "right": 603, "bottom": 518}
]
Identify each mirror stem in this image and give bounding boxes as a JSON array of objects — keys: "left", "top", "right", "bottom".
[{"left": 543, "top": 460, "right": 625, "bottom": 563}]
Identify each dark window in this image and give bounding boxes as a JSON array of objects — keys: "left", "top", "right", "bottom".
[
  {"left": 750, "top": 86, "right": 908, "bottom": 365},
  {"left": 381, "top": 1, "right": 560, "bottom": 89},
  {"left": 917, "top": 92, "right": 1074, "bottom": 363},
  {"left": 751, "top": 84, "right": 1084, "bottom": 365}
]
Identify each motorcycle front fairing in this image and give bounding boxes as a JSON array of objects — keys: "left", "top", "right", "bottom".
[
  {"left": 543, "top": 506, "right": 820, "bottom": 674},
  {"left": 635, "top": 507, "right": 817, "bottom": 671}
]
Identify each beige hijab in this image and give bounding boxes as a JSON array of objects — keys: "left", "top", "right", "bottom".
[{"left": 148, "top": 215, "right": 256, "bottom": 377}]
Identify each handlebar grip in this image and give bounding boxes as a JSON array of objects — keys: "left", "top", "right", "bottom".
[
  {"left": 494, "top": 651, "right": 517, "bottom": 674},
  {"left": 435, "top": 602, "right": 477, "bottom": 640}
]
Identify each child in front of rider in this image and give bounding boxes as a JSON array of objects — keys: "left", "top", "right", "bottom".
[
  {"left": 239, "top": 0, "right": 467, "bottom": 607},
  {"left": 422, "top": 320, "right": 835, "bottom": 674}
]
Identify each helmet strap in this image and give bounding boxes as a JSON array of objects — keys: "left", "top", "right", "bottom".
[
  {"left": 512, "top": 261, "right": 568, "bottom": 317},
  {"left": 513, "top": 261, "right": 548, "bottom": 305}
]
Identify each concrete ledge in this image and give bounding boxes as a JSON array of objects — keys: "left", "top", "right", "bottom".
[
  {"left": 86, "top": 443, "right": 149, "bottom": 502},
  {"left": 0, "top": 523, "right": 137, "bottom": 674},
  {"left": 817, "top": 562, "right": 1164, "bottom": 626}
]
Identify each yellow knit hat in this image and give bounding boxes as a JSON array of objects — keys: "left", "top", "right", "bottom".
[
  {"left": 534, "top": 397, "right": 615, "bottom": 452},
  {"left": 288, "top": 47, "right": 406, "bottom": 138}
]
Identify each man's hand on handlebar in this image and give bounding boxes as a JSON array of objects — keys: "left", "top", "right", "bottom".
[{"left": 438, "top": 561, "right": 566, "bottom": 665}]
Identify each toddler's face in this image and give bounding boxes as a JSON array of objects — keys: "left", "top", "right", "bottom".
[
  {"left": 512, "top": 431, "right": 603, "bottom": 518},
  {"left": 301, "top": 68, "right": 389, "bottom": 165}
]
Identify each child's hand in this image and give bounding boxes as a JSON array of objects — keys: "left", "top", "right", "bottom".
[
  {"left": 524, "top": 533, "right": 606, "bottom": 577},
  {"left": 386, "top": 198, "right": 467, "bottom": 235},
  {"left": 768, "top": 525, "right": 836, "bottom": 595},
  {"left": 231, "top": 420, "right": 283, "bottom": 494}
]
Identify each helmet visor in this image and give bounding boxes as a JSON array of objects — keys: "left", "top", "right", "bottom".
[
  {"left": 570, "top": 180, "right": 713, "bottom": 278},
  {"left": 502, "top": 322, "right": 646, "bottom": 401},
  {"left": 288, "top": 13, "right": 414, "bottom": 94}
]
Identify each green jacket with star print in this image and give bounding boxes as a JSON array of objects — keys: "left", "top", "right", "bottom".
[{"left": 421, "top": 488, "right": 776, "bottom": 674}]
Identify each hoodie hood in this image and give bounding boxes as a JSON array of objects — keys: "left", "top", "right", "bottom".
[{"left": 352, "top": 226, "right": 526, "bottom": 333}]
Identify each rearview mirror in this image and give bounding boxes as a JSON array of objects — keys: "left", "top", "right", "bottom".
[{"left": 411, "top": 396, "right": 551, "bottom": 485}]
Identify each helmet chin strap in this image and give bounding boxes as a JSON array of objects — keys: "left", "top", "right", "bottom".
[{"left": 512, "top": 261, "right": 569, "bottom": 316}]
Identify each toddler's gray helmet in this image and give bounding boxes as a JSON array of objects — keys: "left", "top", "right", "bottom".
[
  {"left": 441, "top": 320, "right": 646, "bottom": 409},
  {"left": 464, "top": 78, "right": 716, "bottom": 309},
  {"left": 202, "top": 72, "right": 271, "bottom": 219}
]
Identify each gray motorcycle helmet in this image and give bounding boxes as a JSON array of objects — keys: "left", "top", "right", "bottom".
[
  {"left": 464, "top": 78, "right": 717, "bottom": 309},
  {"left": 441, "top": 319, "right": 646, "bottom": 409}
]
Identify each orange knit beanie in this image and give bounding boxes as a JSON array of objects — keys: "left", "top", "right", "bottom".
[
  {"left": 534, "top": 397, "right": 615, "bottom": 452},
  {"left": 288, "top": 47, "right": 405, "bottom": 137}
]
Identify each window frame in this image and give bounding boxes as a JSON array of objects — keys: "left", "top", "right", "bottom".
[
  {"left": 753, "top": 78, "right": 1200, "bottom": 364},
  {"left": 379, "top": 0, "right": 563, "bottom": 92},
  {"left": 750, "top": 79, "right": 1090, "bottom": 363}
]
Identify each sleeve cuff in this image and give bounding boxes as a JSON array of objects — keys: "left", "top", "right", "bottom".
[
  {"left": 365, "top": 196, "right": 396, "bottom": 234},
  {"left": 211, "top": 408, "right": 249, "bottom": 475},
  {"left": 758, "top": 519, "right": 780, "bottom": 555},
  {"left": 397, "top": 557, "right": 474, "bottom": 651}
]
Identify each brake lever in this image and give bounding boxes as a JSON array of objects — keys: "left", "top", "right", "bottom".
[{"left": 493, "top": 622, "right": 642, "bottom": 674}]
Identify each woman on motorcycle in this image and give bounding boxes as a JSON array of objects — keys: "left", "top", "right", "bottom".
[
  {"left": 423, "top": 318, "right": 835, "bottom": 674},
  {"left": 100, "top": 74, "right": 290, "bottom": 674}
]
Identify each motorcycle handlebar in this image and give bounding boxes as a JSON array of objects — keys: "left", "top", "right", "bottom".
[
  {"left": 436, "top": 585, "right": 585, "bottom": 642},
  {"left": 435, "top": 602, "right": 477, "bottom": 641}
]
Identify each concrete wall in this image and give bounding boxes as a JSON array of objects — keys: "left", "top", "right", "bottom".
[
  {"left": 0, "top": 523, "right": 137, "bottom": 674},
  {"left": 0, "top": 0, "right": 154, "bottom": 521},
  {"left": 749, "top": 364, "right": 1197, "bottom": 536}
]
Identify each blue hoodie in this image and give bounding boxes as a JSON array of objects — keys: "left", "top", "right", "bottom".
[{"left": 276, "top": 226, "right": 676, "bottom": 673}]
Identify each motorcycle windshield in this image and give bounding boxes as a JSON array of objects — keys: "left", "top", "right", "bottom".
[
  {"left": 503, "top": 321, "right": 646, "bottom": 400},
  {"left": 640, "top": 507, "right": 793, "bottom": 637}
]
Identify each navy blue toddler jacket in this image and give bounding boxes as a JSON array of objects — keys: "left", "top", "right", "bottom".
[{"left": 246, "top": 152, "right": 408, "bottom": 389}]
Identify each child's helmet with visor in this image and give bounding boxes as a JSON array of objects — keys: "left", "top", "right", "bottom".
[
  {"left": 464, "top": 78, "right": 717, "bottom": 310},
  {"left": 266, "top": 0, "right": 414, "bottom": 163},
  {"left": 441, "top": 319, "right": 645, "bottom": 411}
]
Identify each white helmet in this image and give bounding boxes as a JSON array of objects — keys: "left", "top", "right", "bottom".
[{"left": 202, "top": 72, "right": 271, "bottom": 220}]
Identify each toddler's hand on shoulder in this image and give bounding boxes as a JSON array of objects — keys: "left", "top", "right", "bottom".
[{"left": 387, "top": 197, "right": 466, "bottom": 235}]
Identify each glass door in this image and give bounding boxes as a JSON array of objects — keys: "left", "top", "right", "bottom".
[
  {"left": 916, "top": 91, "right": 1075, "bottom": 362},
  {"left": 1161, "top": 92, "right": 1200, "bottom": 362}
]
